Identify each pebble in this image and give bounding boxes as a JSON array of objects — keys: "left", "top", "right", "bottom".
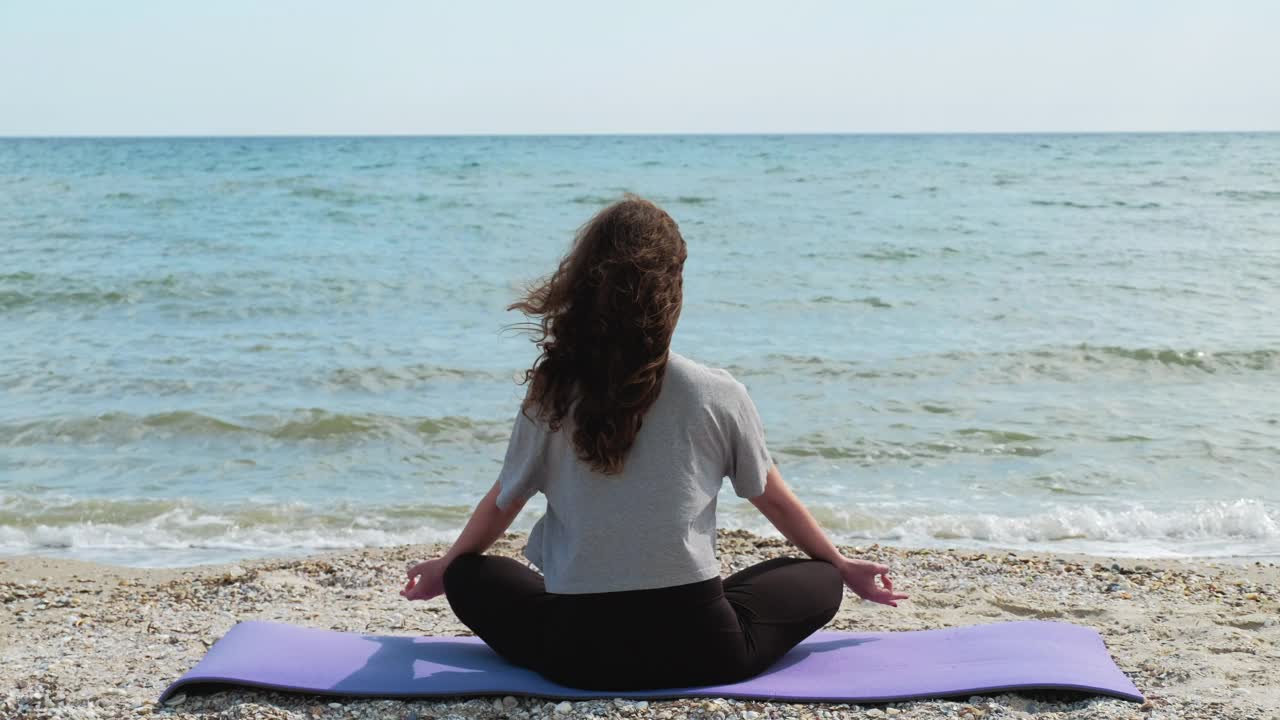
[
  {"left": 2, "top": 536, "right": 1276, "bottom": 720},
  {"left": 163, "top": 693, "right": 186, "bottom": 707}
]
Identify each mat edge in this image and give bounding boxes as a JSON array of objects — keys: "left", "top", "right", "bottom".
[{"left": 159, "top": 677, "right": 1144, "bottom": 705}]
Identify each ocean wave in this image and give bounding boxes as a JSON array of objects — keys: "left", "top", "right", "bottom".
[
  {"left": 758, "top": 345, "right": 1279, "bottom": 381},
  {"left": 810, "top": 295, "right": 893, "bottom": 308},
  {"left": 286, "top": 185, "right": 374, "bottom": 206},
  {"left": 774, "top": 431, "right": 1051, "bottom": 463},
  {"left": 0, "top": 494, "right": 518, "bottom": 566},
  {"left": 0, "top": 271, "right": 446, "bottom": 312},
  {"left": 570, "top": 194, "right": 614, "bottom": 205},
  {"left": 1216, "top": 189, "right": 1280, "bottom": 202},
  {"left": 0, "top": 286, "right": 140, "bottom": 310},
  {"left": 4, "top": 495, "right": 1274, "bottom": 566},
  {"left": 0, "top": 495, "right": 471, "bottom": 529},
  {"left": 892, "top": 499, "right": 1280, "bottom": 546},
  {"left": 759, "top": 499, "right": 1280, "bottom": 557},
  {"left": 0, "top": 410, "right": 507, "bottom": 446},
  {"left": 1049, "top": 345, "right": 1279, "bottom": 374},
  {"left": 0, "top": 361, "right": 512, "bottom": 396},
  {"left": 324, "top": 363, "right": 509, "bottom": 391},
  {"left": 857, "top": 247, "right": 922, "bottom": 262},
  {"left": 1029, "top": 199, "right": 1161, "bottom": 210},
  {"left": 0, "top": 501, "right": 464, "bottom": 567}
]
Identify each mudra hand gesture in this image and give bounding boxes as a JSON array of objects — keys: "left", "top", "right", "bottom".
[
  {"left": 401, "top": 557, "right": 449, "bottom": 601},
  {"left": 839, "top": 558, "right": 907, "bottom": 607}
]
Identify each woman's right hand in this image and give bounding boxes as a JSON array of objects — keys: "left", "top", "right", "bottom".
[
  {"left": 839, "top": 557, "right": 908, "bottom": 607},
  {"left": 401, "top": 557, "right": 449, "bottom": 601}
]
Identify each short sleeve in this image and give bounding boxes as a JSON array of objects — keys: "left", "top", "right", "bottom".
[
  {"left": 495, "top": 408, "right": 547, "bottom": 510},
  {"left": 726, "top": 381, "right": 773, "bottom": 498}
]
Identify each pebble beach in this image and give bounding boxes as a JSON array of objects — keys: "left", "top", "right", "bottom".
[{"left": 3, "top": 531, "right": 1277, "bottom": 720}]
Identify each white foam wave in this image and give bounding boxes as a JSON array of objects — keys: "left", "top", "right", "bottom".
[
  {"left": 2, "top": 498, "right": 1277, "bottom": 566},
  {"left": 0, "top": 505, "right": 461, "bottom": 567},
  {"left": 724, "top": 499, "right": 1280, "bottom": 559},
  {"left": 894, "top": 499, "right": 1278, "bottom": 542}
]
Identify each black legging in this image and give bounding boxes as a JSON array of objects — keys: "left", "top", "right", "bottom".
[{"left": 442, "top": 553, "right": 844, "bottom": 691}]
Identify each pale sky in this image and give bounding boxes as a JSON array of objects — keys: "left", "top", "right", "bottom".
[{"left": 2, "top": 1, "right": 1278, "bottom": 136}]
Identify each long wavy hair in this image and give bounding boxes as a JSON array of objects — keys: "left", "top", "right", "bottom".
[{"left": 509, "top": 195, "right": 687, "bottom": 475}]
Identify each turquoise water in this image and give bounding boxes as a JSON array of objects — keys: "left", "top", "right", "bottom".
[{"left": 2, "top": 134, "right": 1278, "bottom": 566}]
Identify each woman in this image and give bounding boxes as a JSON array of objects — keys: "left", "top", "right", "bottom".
[{"left": 401, "top": 195, "right": 907, "bottom": 691}]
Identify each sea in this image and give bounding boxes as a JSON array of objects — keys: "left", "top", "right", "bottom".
[{"left": 1, "top": 134, "right": 1277, "bottom": 567}]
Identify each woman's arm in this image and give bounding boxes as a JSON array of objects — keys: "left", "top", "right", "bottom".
[
  {"left": 441, "top": 480, "right": 530, "bottom": 563},
  {"left": 401, "top": 480, "right": 529, "bottom": 601},
  {"left": 749, "top": 465, "right": 908, "bottom": 607},
  {"left": 749, "top": 465, "right": 844, "bottom": 564}
]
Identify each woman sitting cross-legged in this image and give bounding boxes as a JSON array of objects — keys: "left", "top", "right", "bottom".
[{"left": 400, "top": 195, "right": 907, "bottom": 691}]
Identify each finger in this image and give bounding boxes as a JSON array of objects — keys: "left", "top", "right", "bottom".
[
  {"left": 874, "top": 589, "right": 906, "bottom": 606},
  {"left": 880, "top": 573, "right": 894, "bottom": 591}
]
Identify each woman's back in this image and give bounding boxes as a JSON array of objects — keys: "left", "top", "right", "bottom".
[{"left": 498, "top": 352, "right": 773, "bottom": 593}]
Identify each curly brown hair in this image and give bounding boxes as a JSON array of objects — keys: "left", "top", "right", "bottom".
[{"left": 509, "top": 195, "right": 687, "bottom": 475}]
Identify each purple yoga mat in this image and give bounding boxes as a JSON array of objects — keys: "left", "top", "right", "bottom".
[{"left": 160, "top": 620, "right": 1142, "bottom": 703}]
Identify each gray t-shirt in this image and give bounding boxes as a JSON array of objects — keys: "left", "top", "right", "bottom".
[{"left": 495, "top": 352, "right": 774, "bottom": 594}]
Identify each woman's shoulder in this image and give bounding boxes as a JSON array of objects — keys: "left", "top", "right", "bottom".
[{"left": 667, "top": 352, "right": 749, "bottom": 398}]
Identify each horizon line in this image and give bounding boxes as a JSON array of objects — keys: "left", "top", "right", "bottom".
[{"left": 2, "top": 129, "right": 1279, "bottom": 140}]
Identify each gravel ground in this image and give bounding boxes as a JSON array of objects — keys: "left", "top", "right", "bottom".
[{"left": 3, "top": 531, "right": 1277, "bottom": 720}]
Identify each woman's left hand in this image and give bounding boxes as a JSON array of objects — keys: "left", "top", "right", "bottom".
[
  {"left": 839, "top": 557, "right": 909, "bottom": 607},
  {"left": 401, "top": 558, "right": 449, "bottom": 601}
]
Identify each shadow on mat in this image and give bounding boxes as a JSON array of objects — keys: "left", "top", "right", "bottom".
[
  {"left": 766, "top": 636, "right": 880, "bottom": 674},
  {"left": 332, "top": 636, "right": 528, "bottom": 694},
  {"left": 332, "top": 634, "right": 882, "bottom": 694}
]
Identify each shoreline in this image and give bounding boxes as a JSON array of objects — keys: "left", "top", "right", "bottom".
[
  {"left": 9, "top": 529, "right": 1279, "bottom": 573},
  {"left": 7, "top": 545, "right": 1280, "bottom": 575},
  {"left": 3, "top": 531, "right": 1277, "bottom": 719}
]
